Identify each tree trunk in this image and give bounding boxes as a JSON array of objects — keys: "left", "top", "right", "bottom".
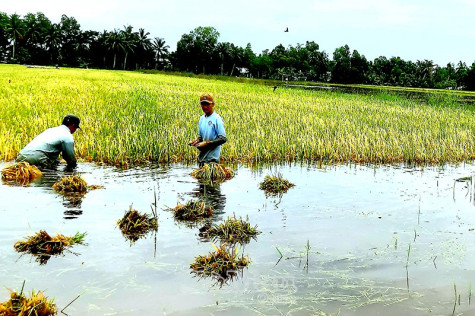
[
  {"left": 12, "top": 38, "right": 16, "bottom": 59},
  {"left": 123, "top": 53, "right": 128, "bottom": 70},
  {"left": 113, "top": 54, "right": 117, "bottom": 69}
]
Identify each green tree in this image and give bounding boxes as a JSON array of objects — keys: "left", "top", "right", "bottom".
[
  {"left": 120, "top": 25, "right": 137, "bottom": 70},
  {"left": 331, "top": 45, "right": 351, "bottom": 83},
  {"left": 78, "top": 30, "right": 99, "bottom": 68},
  {"left": 135, "top": 28, "right": 152, "bottom": 69},
  {"left": 305, "top": 41, "right": 329, "bottom": 81},
  {"left": 105, "top": 29, "right": 125, "bottom": 69},
  {"left": 415, "top": 59, "right": 435, "bottom": 88},
  {"left": 349, "top": 50, "right": 369, "bottom": 84},
  {"left": 0, "top": 12, "right": 10, "bottom": 60},
  {"left": 455, "top": 61, "right": 468, "bottom": 88},
  {"left": 5, "top": 13, "right": 24, "bottom": 60},
  {"left": 464, "top": 63, "right": 475, "bottom": 91},
  {"left": 59, "top": 15, "right": 82, "bottom": 66},
  {"left": 152, "top": 37, "right": 169, "bottom": 70},
  {"left": 44, "top": 22, "right": 61, "bottom": 64},
  {"left": 175, "top": 26, "right": 219, "bottom": 73},
  {"left": 22, "top": 12, "right": 52, "bottom": 64}
]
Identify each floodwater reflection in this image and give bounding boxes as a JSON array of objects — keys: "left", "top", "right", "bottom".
[
  {"left": 3, "top": 162, "right": 475, "bottom": 314},
  {"left": 190, "top": 182, "right": 226, "bottom": 214}
]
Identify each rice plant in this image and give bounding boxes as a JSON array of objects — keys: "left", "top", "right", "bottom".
[
  {"left": 117, "top": 205, "right": 158, "bottom": 243},
  {"left": 204, "top": 215, "right": 260, "bottom": 244},
  {"left": 0, "top": 284, "right": 57, "bottom": 316},
  {"left": 259, "top": 172, "right": 295, "bottom": 195},
  {"left": 1, "top": 162, "right": 42, "bottom": 185},
  {"left": 52, "top": 176, "right": 88, "bottom": 194},
  {"left": 14, "top": 231, "right": 86, "bottom": 265},
  {"left": 190, "top": 162, "right": 234, "bottom": 184},
  {"left": 190, "top": 243, "right": 250, "bottom": 283},
  {"left": 168, "top": 199, "right": 213, "bottom": 221}
]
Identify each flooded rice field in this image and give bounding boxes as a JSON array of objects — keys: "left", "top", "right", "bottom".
[{"left": 2, "top": 162, "right": 475, "bottom": 315}]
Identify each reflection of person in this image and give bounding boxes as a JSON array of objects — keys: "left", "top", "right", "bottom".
[
  {"left": 16, "top": 114, "right": 80, "bottom": 169},
  {"left": 194, "top": 182, "right": 226, "bottom": 213},
  {"left": 188, "top": 94, "right": 227, "bottom": 167}
]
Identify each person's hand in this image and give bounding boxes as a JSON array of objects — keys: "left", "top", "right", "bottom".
[
  {"left": 196, "top": 140, "right": 210, "bottom": 149},
  {"left": 189, "top": 139, "right": 199, "bottom": 146}
]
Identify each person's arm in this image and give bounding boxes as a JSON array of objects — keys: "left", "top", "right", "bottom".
[
  {"left": 61, "top": 140, "right": 77, "bottom": 168},
  {"left": 196, "top": 135, "right": 227, "bottom": 150}
]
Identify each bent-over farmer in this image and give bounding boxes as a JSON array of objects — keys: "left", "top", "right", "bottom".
[
  {"left": 189, "top": 93, "right": 227, "bottom": 166},
  {"left": 16, "top": 114, "right": 80, "bottom": 169}
]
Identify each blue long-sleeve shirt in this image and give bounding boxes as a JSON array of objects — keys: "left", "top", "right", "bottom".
[{"left": 198, "top": 112, "right": 226, "bottom": 164}]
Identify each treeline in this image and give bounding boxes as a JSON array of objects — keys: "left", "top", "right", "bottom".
[{"left": 1, "top": 12, "right": 475, "bottom": 91}]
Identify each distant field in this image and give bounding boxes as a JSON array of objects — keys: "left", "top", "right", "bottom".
[{"left": 1, "top": 64, "right": 475, "bottom": 167}]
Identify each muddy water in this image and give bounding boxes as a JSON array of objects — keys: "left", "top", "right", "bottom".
[{"left": 2, "top": 162, "right": 475, "bottom": 315}]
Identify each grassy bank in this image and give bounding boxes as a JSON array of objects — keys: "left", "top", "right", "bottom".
[{"left": 1, "top": 64, "right": 475, "bottom": 167}]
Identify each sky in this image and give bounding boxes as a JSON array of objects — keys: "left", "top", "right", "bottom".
[{"left": 2, "top": 0, "right": 475, "bottom": 66}]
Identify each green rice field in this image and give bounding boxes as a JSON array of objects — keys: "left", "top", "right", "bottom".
[{"left": 2, "top": 64, "right": 475, "bottom": 167}]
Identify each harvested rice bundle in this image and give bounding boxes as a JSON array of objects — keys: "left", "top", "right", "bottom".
[
  {"left": 14, "top": 231, "right": 86, "bottom": 264},
  {"left": 190, "top": 243, "right": 250, "bottom": 281},
  {"left": 259, "top": 172, "right": 295, "bottom": 195},
  {"left": 117, "top": 206, "right": 158, "bottom": 242},
  {"left": 1, "top": 162, "right": 42, "bottom": 185},
  {"left": 0, "top": 288, "right": 57, "bottom": 316},
  {"left": 52, "top": 176, "right": 88, "bottom": 193},
  {"left": 205, "top": 216, "right": 260, "bottom": 244},
  {"left": 191, "top": 163, "right": 234, "bottom": 184},
  {"left": 170, "top": 200, "right": 213, "bottom": 221}
]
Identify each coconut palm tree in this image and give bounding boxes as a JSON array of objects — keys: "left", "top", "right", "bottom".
[
  {"left": 152, "top": 37, "right": 169, "bottom": 70},
  {"left": 120, "top": 25, "right": 137, "bottom": 70},
  {"left": 45, "top": 23, "right": 62, "bottom": 64},
  {"left": 5, "top": 13, "right": 24, "bottom": 60},
  {"left": 135, "top": 28, "right": 151, "bottom": 69},
  {"left": 105, "top": 29, "right": 125, "bottom": 69}
]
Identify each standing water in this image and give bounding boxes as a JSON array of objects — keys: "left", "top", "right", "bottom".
[{"left": 1, "top": 161, "right": 475, "bottom": 315}]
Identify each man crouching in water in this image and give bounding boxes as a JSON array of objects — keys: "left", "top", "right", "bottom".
[{"left": 16, "top": 114, "right": 80, "bottom": 170}]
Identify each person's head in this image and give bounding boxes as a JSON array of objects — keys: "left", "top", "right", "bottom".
[
  {"left": 200, "top": 93, "right": 215, "bottom": 116},
  {"left": 62, "top": 114, "right": 81, "bottom": 134}
]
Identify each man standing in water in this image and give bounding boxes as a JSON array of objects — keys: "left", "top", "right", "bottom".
[
  {"left": 17, "top": 114, "right": 80, "bottom": 169},
  {"left": 189, "top": 93, "right": 227, "bottom": 166}
]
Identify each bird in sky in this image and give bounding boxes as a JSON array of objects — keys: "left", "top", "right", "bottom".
[{"left": 284, "top": 27, "right": 289, "bottom": 32}]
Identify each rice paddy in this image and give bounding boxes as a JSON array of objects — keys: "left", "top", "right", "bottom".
[
  {"left": 14, "top": 231, "right": 86, "bottom": 265},
  {"left": 1, "top": 64, "right": 475, "bottom": 167},
  {"left": 2, "top": 64, "right": 475, "bottom": 314}
]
